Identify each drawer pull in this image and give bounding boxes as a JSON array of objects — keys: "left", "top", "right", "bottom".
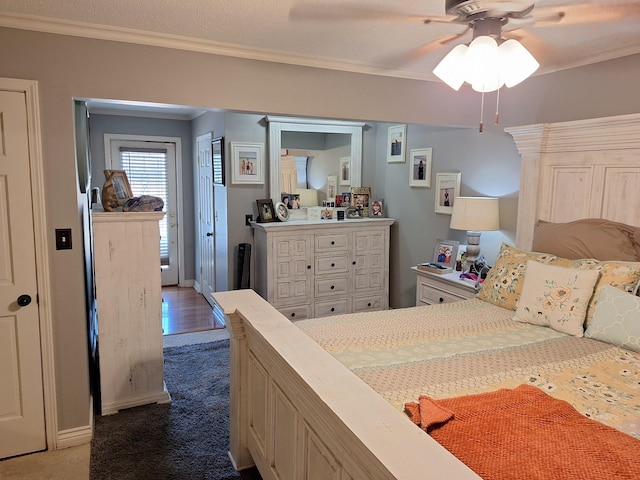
[
  {"left": 367, "top": 302, "right": 372, "bottom": 307},
  {"left": 290, "top": 312, "right": 296, "bottom": 318},
  {"left": 331, "top": 263, "right": 335, "bottom": 267},
  {"left": 330, "top": 307, "right": 335, "bottom": 312},
  {"left": 352, "top": 261, "right": 356, "bottom": 265},
  {"left": 331, "top": 285, "right": 335, "bottom": 290},
  {"left": 331, "top": 240, "right": 335, "bottom": 245},
  {"left": 307, "top": 265, "right": 311, "bottom": 269},
  {"left": 439, "top": 297, "right": 444, "bottom": 304}
]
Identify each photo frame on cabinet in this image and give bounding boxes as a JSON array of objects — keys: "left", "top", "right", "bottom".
[
  {"left": 274, "top": 201, "right": 289, "bottom": 222},
  {"left": 231, "top": 142, "right": 264, "bottom": 184},
  {"left": 212, "top": 136, "right": 225, "bottom": 186},
  {"left": 409, "top": 148, "right": 432, "bottom": 188},
  {"left": 434, "top": 172, "right": 461, "bottom": 215},
  {"left": 103, "top": 169, "right": 132, "bottom": 203},
  {"left": 387, "top": 124, "right": 406, "bottom": 163},
  {"left": 350, "top": 186, "right": 371, "bottom": 217},
  {"left": 370, "top": 199, "right": 384, "bottom": 217},
  {"left": 433, "top": 239, "right": 459, "bottom": 268},
  {"left": 256, "top": 198, "right": 277, "bottom": 223}
]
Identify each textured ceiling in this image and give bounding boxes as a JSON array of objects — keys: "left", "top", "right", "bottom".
[{"left": 0, "top": 0, "right": 638, "bottom": 82}]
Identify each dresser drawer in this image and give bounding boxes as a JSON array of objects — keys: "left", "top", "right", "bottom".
[
  {"left": 353, "top": 295, "right": 383, "bottom": 312},
  {"left": 278, "top": 303, "right": 312, "bottom": 322},
  {"left": 314, "top": 276, "right": 349, "bottom": 297},
  {"left": 315, "top": 233, "right": 349, "bottom": 252},
  {"left": 315, "top": 254, "right": 350, "bottom": 275},
  {"left": 417, "top": 279, "right": 473, "bottom": 305},
  {"left": 315, "top": 298, "right": 349, "bottom": 317}
]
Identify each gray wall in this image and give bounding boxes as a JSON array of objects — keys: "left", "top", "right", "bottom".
[{"left": 1, "top": 24, "right": 638, "bottom": 435}]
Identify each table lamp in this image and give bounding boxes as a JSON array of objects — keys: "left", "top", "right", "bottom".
[{"left": 449, "top": 196, "right": 500, "bottom": 264}]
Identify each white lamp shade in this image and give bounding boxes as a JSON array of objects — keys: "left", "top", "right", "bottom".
[
  {"left": 499, "top": 39, "right": 539, "bottom": 88},
  {"left": 449, "top": 197, "right": 500, "bottom": 231},
  {"left": 466, "top": 36, "right": 503, "bottom": 93},
  {"left": 433, "top": 44, "right": 469, "bottom": 91}
]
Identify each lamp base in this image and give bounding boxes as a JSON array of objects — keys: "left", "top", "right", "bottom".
[{"left": 465, "top": 231, "right": 482, "bottom": 264}]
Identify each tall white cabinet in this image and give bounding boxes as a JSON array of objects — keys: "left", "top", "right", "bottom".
[
  {"left": 252, "top": 218, "right": 395, "bottom": 321},
  {"left": 92, "top": 210, "right": 171, "bottom": 414}
]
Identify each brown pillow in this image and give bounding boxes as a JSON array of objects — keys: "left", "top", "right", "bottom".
[{"left": 532, "top": 219, "right": 640, "bottom": 262}]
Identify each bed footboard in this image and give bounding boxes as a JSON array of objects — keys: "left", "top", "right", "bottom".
[{"left": 213, "top": 290, "right": 480, "bottom": 480}]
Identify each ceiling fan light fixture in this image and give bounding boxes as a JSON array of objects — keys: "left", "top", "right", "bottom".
[
  {"left": 433, "top": 44, "right": 469, "bottom": 90},
  {"left": 467, "top": 36, "right": 504, "bottom": 92},
  {"left": 498, "top": 39, "right": 539, "bottom": 87}
]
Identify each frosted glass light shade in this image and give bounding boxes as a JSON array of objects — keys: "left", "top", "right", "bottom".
[
  {"left": 433, "top": 36, "right": 538, "bottom": 92},
  {"left": 499, "top": 39, "right": 539, "bottom": 87},
  {"left": 449, "top": 197, "right": 500, "bottom": 232},
  {"left": 433, "top": 44, "right": 469, "bottom": 91}
]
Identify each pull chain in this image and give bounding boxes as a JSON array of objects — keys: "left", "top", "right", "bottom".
[
  {"left": 479, "top": 90, "right": 485, "bottom": 133},
  {"left": 495, "top": 87, "right": 500, "bottom": 125}
]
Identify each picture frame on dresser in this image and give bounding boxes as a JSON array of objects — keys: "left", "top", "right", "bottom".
[
  {"left": 433, "top": 239, "right": 459, "bottom": 268},
  {"left": 256, "top": 198, "right": 277, "bottom": 223},
  {"left": 350, "top": 186, "right": 371, "bottom": 217}
]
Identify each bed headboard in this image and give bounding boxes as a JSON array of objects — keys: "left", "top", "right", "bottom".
[{"left": 506, "top": 113, "right": 640, "bottom": 250}]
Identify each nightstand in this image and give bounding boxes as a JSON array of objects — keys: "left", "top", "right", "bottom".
[{"left": 412, "top": 266, "right": 477, "bottom": 306}]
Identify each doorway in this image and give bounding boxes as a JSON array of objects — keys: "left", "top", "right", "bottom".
[{"left": 105, "top": 134, "right": 182, "bottom": 286}]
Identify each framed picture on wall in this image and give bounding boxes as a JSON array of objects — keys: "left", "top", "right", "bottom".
[
  {"left": 387, "top": 124, "right": 406, "bottom": 163},
  {"left": 231, "top": 142, "right": 264, "bottom": 184},
  {"left": 434, "top": 172, "right": 461, "bottom": 214},
  {"left": 409, "top": 148, "right": 432, "bottom": 188}
]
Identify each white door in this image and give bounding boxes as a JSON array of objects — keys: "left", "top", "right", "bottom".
[
  {"left": 197, "top": 133, "right": 215, "bottom": 306},
  {"left": 0, "top": 90, "right": 46, "bottom": 459},
  {"left": 107, "top": 137, "right": 180, "bottom": 285}
]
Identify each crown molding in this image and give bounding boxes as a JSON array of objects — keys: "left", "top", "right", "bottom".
[{"left": 0, "top": 12, "right": 434, "bottom": 82}]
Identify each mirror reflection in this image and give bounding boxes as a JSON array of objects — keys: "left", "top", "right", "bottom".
[{"left": 266, "top": 116, "right": 364, "bottom": 209}]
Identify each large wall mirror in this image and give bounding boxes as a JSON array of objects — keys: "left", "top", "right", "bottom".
[{"left": 266, "top": 116, "right": 364, "bottom": 207}]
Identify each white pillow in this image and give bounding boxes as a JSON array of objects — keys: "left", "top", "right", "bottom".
[
  {"left": 584, "top": 285, "right": 640, "bottom": 352},
  {"left": 513, "top": 261, "right": 599, "bottom": 337}
]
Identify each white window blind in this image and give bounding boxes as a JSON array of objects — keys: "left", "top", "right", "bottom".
[{"left": 119, "top": 147, "right": 170, "bottom": 265}]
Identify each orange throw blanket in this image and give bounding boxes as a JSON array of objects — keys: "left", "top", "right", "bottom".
[{"left": 404, "top": 384, "right": 640, "bottom": 480}]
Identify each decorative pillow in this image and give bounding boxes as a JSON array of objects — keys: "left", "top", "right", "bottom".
[
  {"left": 477, "top": 243, "right": 640, "bottom": 328},
  {"left": 532, "top": 219, "right": 640, "bottom": 262},
  {"left": 584, "top": 285, "right": 640, "bottom": 352},
  {"left": 513, "top": 261, "right": 599, "bottom": 336}
]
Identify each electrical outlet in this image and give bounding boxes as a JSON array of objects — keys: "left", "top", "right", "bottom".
[{"left": 245, "top": 214, "right": 253, "bottom": 226}]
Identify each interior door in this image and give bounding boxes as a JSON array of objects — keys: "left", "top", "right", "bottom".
[
  {"left": 197, "top": 133, "right": 216, "bottom": 307},
  {"left": 0, "top": 90, "right": 46, "bottom": 459}
]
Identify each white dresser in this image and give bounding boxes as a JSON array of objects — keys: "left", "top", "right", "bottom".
[
  {"left": 92, "top": 210, "right": 171, "bottom": 414},
  {"left": 252, "top": 218, "right": 395, "bottom": 320}
]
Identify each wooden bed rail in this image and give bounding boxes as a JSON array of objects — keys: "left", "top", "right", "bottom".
[{"left": 213, "top": 290, "right": 480, "bottom": 480}]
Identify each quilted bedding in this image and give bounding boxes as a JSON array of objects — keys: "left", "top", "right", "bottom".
[{"left": 296, "top": 298, "right": 640, "bottom": 439}]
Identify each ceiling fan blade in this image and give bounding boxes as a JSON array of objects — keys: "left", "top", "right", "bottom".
[
  {"left": 530, "top": 3, "right": 640, "bottom": 26},
  {"left": 289, "top": 3, "right": 434, "bottom": 23},
  {"left": 377, "top": 29, "right": 472, "bottom": 70}
]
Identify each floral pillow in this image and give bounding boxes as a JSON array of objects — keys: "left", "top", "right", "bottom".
[
  {"left": 584, "top": 285, "right": 640, "bottom": 352},
  {"left": 513, "top": 261, "right": 600, "bottom": 336},
  {"left": 477, "top": 243, "right": 640, "bottom": 328}
]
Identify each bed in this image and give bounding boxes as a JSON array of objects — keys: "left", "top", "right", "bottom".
[{"left": 213, "top": 113, "right": 640, "bottom": 480}]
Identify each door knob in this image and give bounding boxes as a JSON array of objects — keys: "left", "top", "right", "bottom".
[
  {"left": 17, "top": 294, "right": 32, "bottom": 307},
  {"left": 206, "top": 232, "right": 214, "bottom": 237}
]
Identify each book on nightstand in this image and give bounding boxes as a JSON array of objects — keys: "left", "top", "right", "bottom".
[{"left": 417, "top": 263, "right": 454, "bottom": 275}]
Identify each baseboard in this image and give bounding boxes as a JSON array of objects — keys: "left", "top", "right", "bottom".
[
  {"left": 192, "top": 280, "right": 201, "bottom": 293},
  {"left": 56, "top": 424, "right": 93, "bottom": 449},
  {"left": 178, "top": 279, "right": 195, "bottom": 288}
]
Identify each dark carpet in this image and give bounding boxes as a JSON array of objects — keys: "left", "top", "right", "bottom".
[{"left": 90, "top": 340, "right": 261, "bottom": 479}]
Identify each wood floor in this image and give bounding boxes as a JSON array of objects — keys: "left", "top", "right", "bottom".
[{"left": 161, "top": 286, "right": 225, "bottom": 336}]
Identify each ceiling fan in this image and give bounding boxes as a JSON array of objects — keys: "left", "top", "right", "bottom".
[{"left": 290, "top": 0, "right": 640, "bottom": 65}]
